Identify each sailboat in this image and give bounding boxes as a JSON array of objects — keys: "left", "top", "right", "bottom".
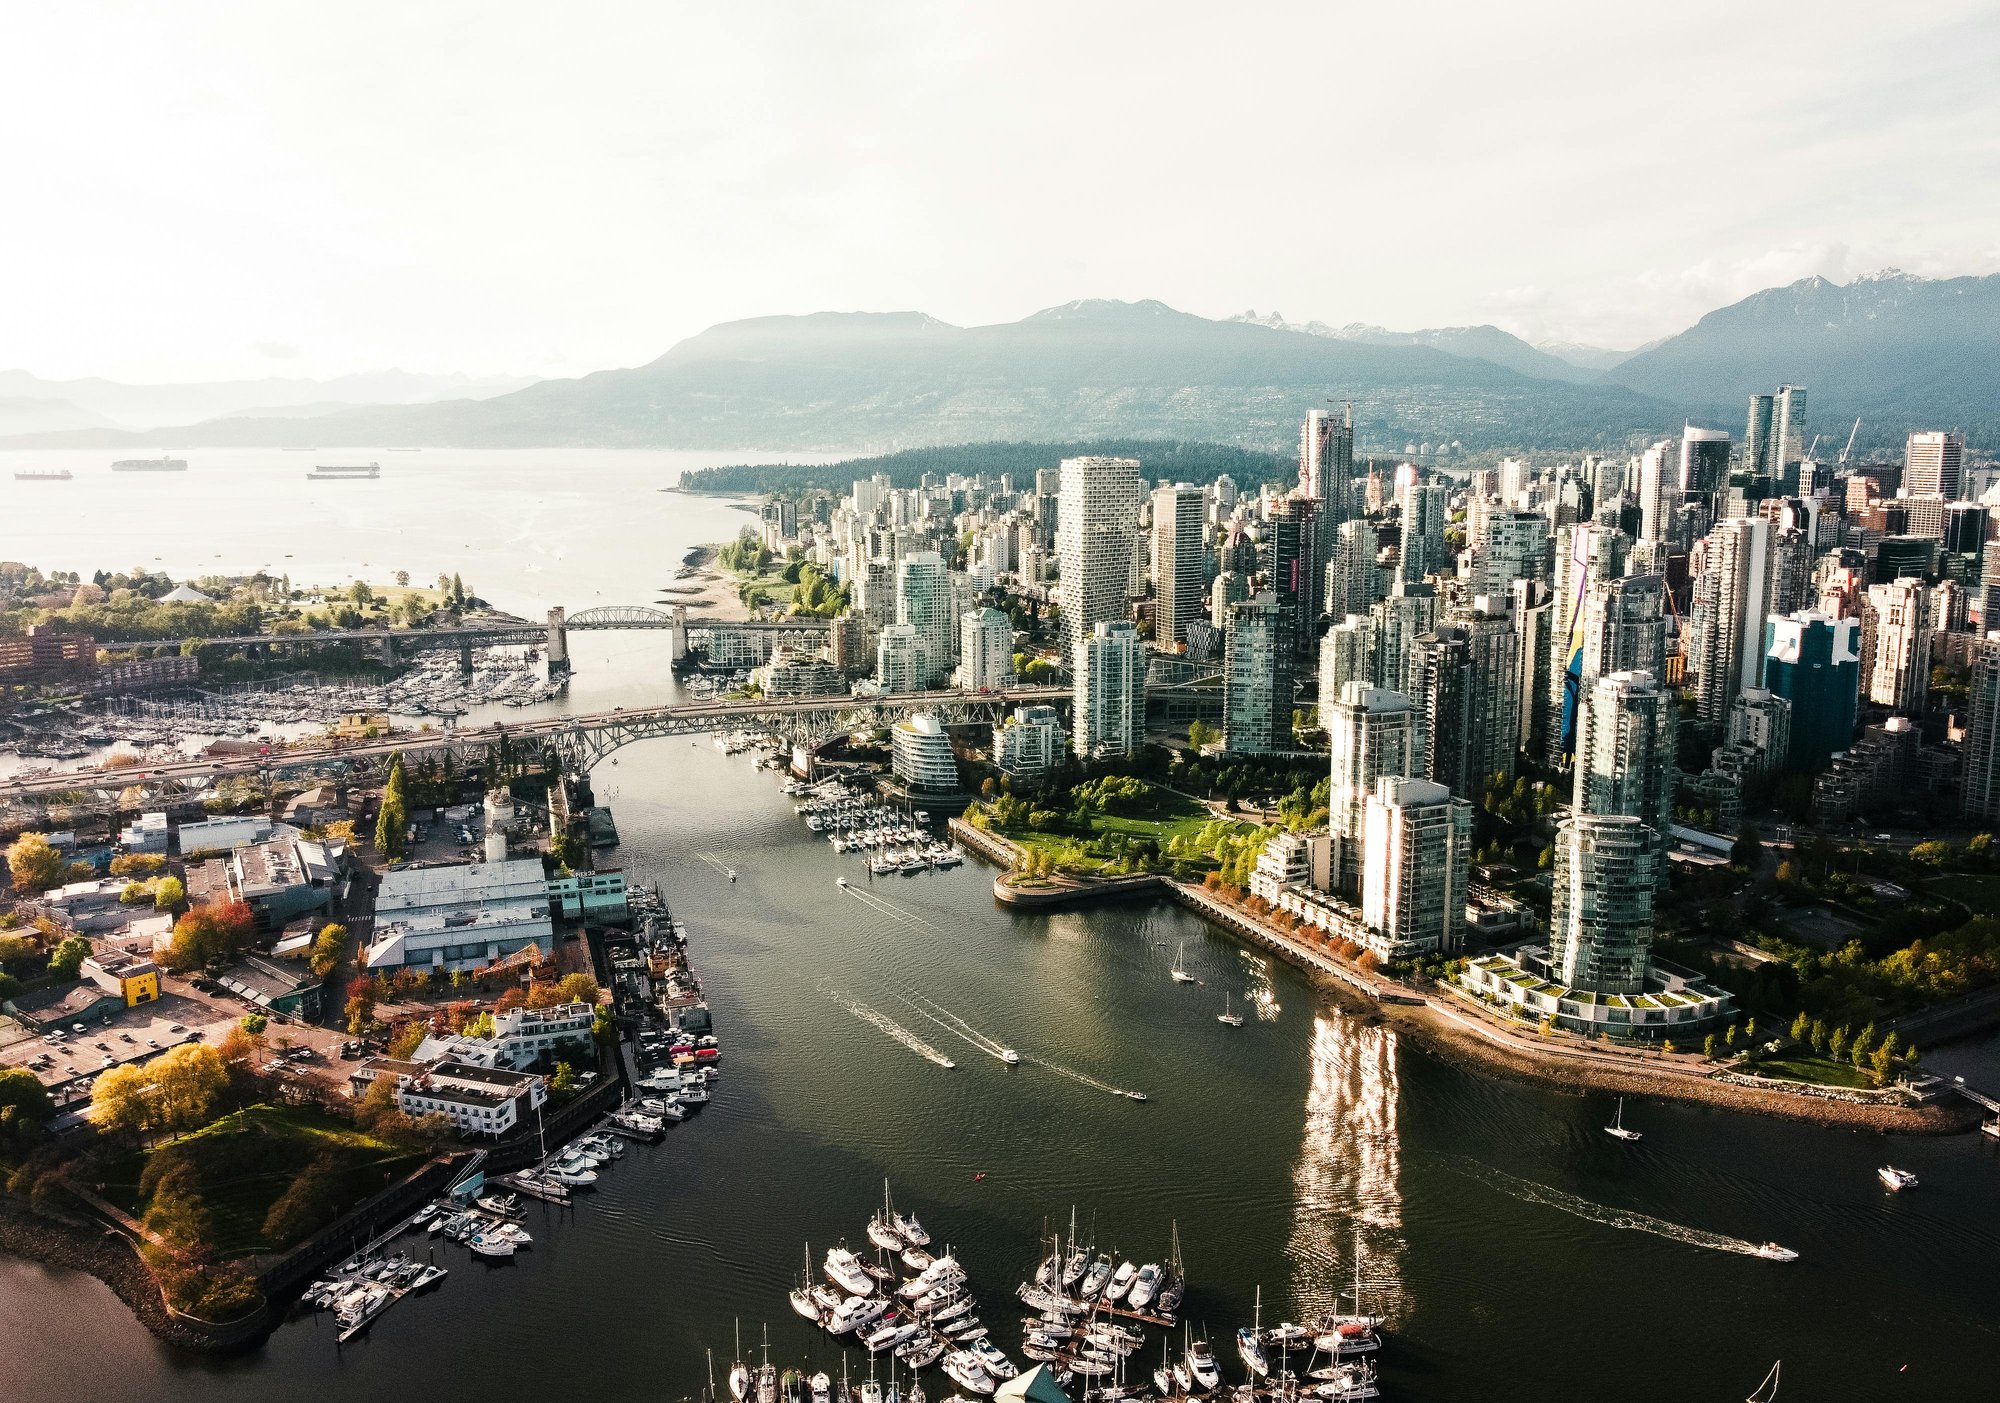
[
  {"left": 868, "top": 1180, "right": 907, "bottom": 1252},
  {"left": 1218, "top": 993, "right": 1245, "bottom": 1027},
  {"left": 755, "top": 1325, "right": 778, "bottom": 1403},
  {"left": 728, "top": 1321, "right": 752, "bottom": 1401},
  {"left": 1237, "top": 1286, "right": 1270, "bottom": 1377},
  {"left": 1746, "top": 1360, "right": 1781, "bottom": 1403},
  {"left": 1156, "top": 1220, "right": 1186, "bottom": 1314},
  {"left": 1605, "top": 1096, "right": 1642, "bottom": 1141},
  {"left": 790, "top": 1242, "right": 821, "bottom": 1321},
  {"left": 1170, "top": 942, "right": 1195, "bottom": 983}
]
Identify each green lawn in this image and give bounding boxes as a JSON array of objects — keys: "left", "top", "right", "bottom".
[
  {"left": 101, "top": 1103, "right": 423, "bottom": 1257},
  {"left": 1926, "top": 872, "right": 2000, "bottom": 917},
  {"left": 993, "top": 792, "right": 1257, "bottom": 875},
  {"left": 1744, "top": 1054, "right": 1877, "bottom": 1090}
]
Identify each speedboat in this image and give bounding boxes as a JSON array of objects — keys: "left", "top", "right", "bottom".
[
  {"left": 865, "top": 1316, "right": 918, "bottom": 1352},
  {"left": 1104, "top": 1260, "right": 1139, "bottom": 1302},
  {"left": 1127, "top": 1263, "right": 1162, "bottom": 1310},
  {"left": 942, "top": 1352, "right": 995, "bottom": 1396},
  {"left": 1265, "top": 1323, "right": 1311, "bottom": 1352},
  {"left": 1000, "top": 1048, "right": 1021, "bottom": 1065},
  {"left": 1878, "top": 1166, "right": 1919, "bottom": 1191},
  {"left": 826, "top": 1245, "right": 877, "bottom": 1295},
  {"left": 1752, "top": 1242, "right": 1798, "bottom": 1262}
]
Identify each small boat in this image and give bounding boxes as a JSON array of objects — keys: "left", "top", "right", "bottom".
[
  {"left": 1104, "top": 1260, "right": 1139, "bottom": 1303},
  {"left": 828, "top": 1294, "right": 889, "bottom": 1335},
  {"left": 1752, "top": 1242, "right": 1798, "bottom": 1262},
  {"left": 1746, "top": 1360, "right": 1781, "bottom": 1403},
  {"left": 894, "top": 1209, "right": 931, "bottom": 1247},
  {"left": 902, "top": 1247, "right": 934, "bottom": 1273},
  {"left": 1605, "top": 1097, "right": 1642, "bottom": 1142},
  {"left": 1877, "top": 1166, "right": 1918, "bottom": 1191},
  {"left": 1000, "top": 1048, "right": 1021, "bottom": 1065},
  {"left": 968, "top": 1338, "right": 1017, "bottom": 1381},
  {"left": 809, "top": 1374, "right": 832, "bottom": 1403},
  {"left": 826, "top": 1244, "right": 877, "bottom": 1296},
  {"left": 467, "top": 1232, "right": 516, "bottom": 1259},
  {"left": 1170, "top": 941, "right": 1195, "bottom": 983},
  {"left": 1186, "top": 1336, "right": 1222, "bottom": 1390},
  {"left": 1218, "top": 994, "right": 1244, "bottom": 1027},
  {"left": 1078, "top": 1253, "right": 1114, "bottom": 1299},
  {"left": 1127, "top": 1262, "right": 1162, "bottom": 1310},
  {"left": 942, "top": 1351, "right": 995, "bottom": 1396}
]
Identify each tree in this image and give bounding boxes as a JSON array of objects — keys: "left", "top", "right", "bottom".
[
  {"left": 1703, "top": 1034, "right": 1718, "bottom": 1060},
  {"left": 386, "top": 1022, "right": 429, "bottom": 1060},
  {"left": 1187, "top": 719, "right": 1218, "bottom": 751},
  {"left": 47, "top": 935, "right": 92, "bottom": 979},
  {"left": 1731, "top": 823, "right": 1764, "bottom": 870},
  {"left": 239, "top": 1013, "right": 268, "bottom": 1036},
  {"left": 151, "top": 1044, "right": 229, "bottom": 1136},
  {"left": 1908, "top": 840, "right": 1952, "bottom": 868},
  {"left": 345, "top": 976, "right": 379, "bottom": 1036},
  {"left": 164, "top": 902, "right": 254, "bottom": 972},
  {"left": 0, "top": 1067, "right": 54, "bottom": 1130},
  {"left": 1828, "top": 1024, "right": 1850, "bottom": 1059},
  {"left": 1807, "top": 1017, "right": 1828, "bottom": 1054},
  {"left": 154, "top": 875, "right": 185, "bottom": 910},
  {"left": 451, "top": 572, "right": 465, "bottom": 606},
  {"left": 1789, "top": 1011, "right": 1810, "bottom": 1043},
  {"left": 557, "top": 973, "right": 600, "bottom": 1006},
  {"left": 1724, "top": 1023, "right": 1739, "bottom": 1049},
  {"left": 1661, "top": 1039, "right": 1677, "bottom": 1057},
  {"left": 549, "top": 1061, "right": 577, "bottom": 1096},
  {"left": 1850, "top": 1021, "right": 1876, "bottom": 1067},
  {"left": 308, "top": 923, "right": 347, "bottom": 978},
  {"left": 1869, "top": 1039, "right": 1898, "bottom": 1084},
  {"left": 1745, "top": 1017, "right": 1757, "bottom": 1041},
  {"left": 6, "top": 833, "right": 66, "bottom": 894}
]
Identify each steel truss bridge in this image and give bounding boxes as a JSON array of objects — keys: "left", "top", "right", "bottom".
[{"left": 0, "top": 685, "right": 1071, "bottom": 818}]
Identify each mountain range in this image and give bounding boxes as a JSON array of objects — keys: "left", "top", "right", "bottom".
[{"left": 4, "top": 271, "right": 1993, "bottom": 456}]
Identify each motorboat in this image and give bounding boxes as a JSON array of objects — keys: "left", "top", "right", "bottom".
[
  {"left": 1186, "top": 1337, "right": 1222, "bottom": 1390},
  {"left": 1265, "top": 1323, "right": 1312, "bottom": 1352},
  {"left": 1078, "top": 1253, "right": 1114, "bottom": 1299},
  {"left": 1307, "top": 1362, "right": 1380, "bottom": 1400},
  {"left": 895, "top": 1210, "right": 931, "bottom": 1247},
  {"left": 942, "top": 1352, "right": 995, "bottom": 1396},
  {"left": 1127, "top": 1262, "right": 1162, "bottom": 1310},
  {"left": 826, "top": 1245, "right": 878, "bottom": 1296},
  {"left": 1878, "top": 1166, "right": 1919, "bottom": 1191},
  {"left": 809, "top": 1374, "right": 832, "bottom": 1403},
  {"left": 828, "top": 1294, "right": 889, "bottom": 1335},
  {"left": 1752, "top": 1242, "right": 1798, "bottom": 1262},
  {"left": 901, "top": 1247, "right": 934, "bottom": 1273},
  {"left": 1000, "top": 1048, "right": 1021, "bottom": 1065},
  {"left": 865, "top": 1316, "right": 919, "bottom": 1352},
  {"left": 968, "top": 1338, "right": 1017, "bottom": 1380},
  {"left": 467, "top": 1232, "right": 516, "bottom": 1259},
  {"left": 1104, "top": 1260, "right": 1139, "bottom": 1302}
]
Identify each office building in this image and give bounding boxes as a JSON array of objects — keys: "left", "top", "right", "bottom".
[
  {"left": 1905, "top": 430, "right": 1965, "bottom": 500},
  {"left": 956, "top": 607, "right": 1014, "bottom": 690},
  {"left": 1762, "top": 611, "right": 1861, "bottom": 771},
  {"left": 895, "top": 551, "right": 953, "bottom": 687},
  {"left": 1361, "top": 776, "right": 1472, "bottom": 957},
  {"left": 1223, "top": 595, "right": 1290, "bottom": 754},
  {"left": 1149, "top": 482, "right": 1207, "bottom": 648},
  {"left": 1689, "top": 516, "right": 1771, "bottom": 725},
  {"left": 1744, "top": 394, "right": 1775, "bottom": 477},
  {"left": 1680, "top": 425, "right": 1731, "bottom": 499},
  {"left": 364, "top": 859, "right": 556, "bottom": 972},
  {"left": 1074, "top": 620, "right": 1147, "bottom": 759},
  {"left": 1549, "top": 815, "right": 1657, "bottom": 995},
  {"left": 1056, "top": 456, "right": 1144, "bottom": 662},
  {"left": 1864, "top": 579, "right": 1931, "bottom": 713},
  {"left": 1325, "top": 682, "right": 1418, "bottom": 895},
  {"left": 1266, "top": 493, "right": 1322, "bottom": 660}
]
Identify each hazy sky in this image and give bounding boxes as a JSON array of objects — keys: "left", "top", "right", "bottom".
[{"left": 5, "top": 0, "right": 1998, "bottom": 382}]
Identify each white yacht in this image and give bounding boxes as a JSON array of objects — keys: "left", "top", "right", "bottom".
[
  {"left": 1103, "top": 1259, "right": 1138, "bottom": 1302},
  {"left": 1218, "top": 993, "right": 1244, "bottom": 1027},
  {"left": 1170, "top": 941, "right": 1196, "bottom": 983},
  {"left": 1877, "top": 1165, "right": 1919, "bottom": 1191},
  {"left": 1605, "top": 1097, "right": 1642, "bottom": 1141},
  {"left": 826, "top": 1245, "right": 877, "bottom": 1296},
  {"left": 1753, "top": 1242, "right": 1798, "bottom": 1262}
]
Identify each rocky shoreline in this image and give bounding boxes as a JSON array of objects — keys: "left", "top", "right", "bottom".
[{"left": 0, "top": 1199, "right": 244, "bottom": 1353}]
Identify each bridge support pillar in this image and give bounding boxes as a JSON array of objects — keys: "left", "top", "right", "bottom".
[
  {"left": 376, "top": 635, "right": 396, "bottom": 665},
  {"left": 459, "top": 639, "right": 474, "bottom": 673},
  {"left": 546, "top": 606, "right": 570, "bottom": 675},
  {"left": 670, "top": 604, "right": 688, "bottom": 664}
]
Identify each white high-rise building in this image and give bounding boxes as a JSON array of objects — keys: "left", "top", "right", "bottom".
[
  {"left": 1574, "top": 670, "right": 1677, "bottom": 880},
  {"left": 1864, "top": 578, "right": 1931, "bottom": 713},
  {"left": 1369, "top": 581, "right": 1437, "bottom": 697},
  {"left": 1361, "top": 776, "right": 1472, "bottom": 957},
  {"left": 1324, "top": 519, "right": 1381, "bottom": 622},
  {"left": 1772, "top": 384, "right": 1808, "bottom": 485},
  {"left": 1223, "top": 595, "right": 1288, "bottom": 754},
  {"left": 891, "top": 713, "right": 958, "bottom": 795},
  {"left": 1550, "top": 815, "right": 1656, "bottom": 995},
  {"left": 1463, "top": 509, "right": 1550, "bottom": 597},
  {"left": 1074, "top": 620, "right": 1146, "bottom": 759},
  {"left": 875, "top": 623, "right": 924, "bottom": 693},
  {"left": 1579, "top": 573, "right": 1667, "bottom": 689},
  {"left": 955, "top": 607, "right": 1014, "bottom": 691},
  {"left": 1057, "top": 456, "right": 1144, "bottom": 664},
  {"left": 1962, "top": 637, "right": 2000, "bottom": 822},
  {"left": 1149, "top": 482, "right": 1207, "bottom": 648},
  {"left": 1319, "top": 616, "right": 1376, "bottom": 718},
  {"left": 1635, "top": 440, "right": 1673, "bottom": 544},
  {"left": 994, "top": 705, "right": 1067, "bottom": 789},
  {"left": 1326, "top": 683, "right": 1417, "bottom": 895},
  {"left": 1905, "top": 430, "right": 1966, "bottom": 500},
  {"left": 1400, "top": 483, "right": 1450, "bottom": 584},
  {"left": 895, "top": 551, "right": 953, "bottom": 687},
  {"left": 1300, "top": 403, "right": 1354, "bottom": 510},
  {"left": 1690, "top": 516, "right": 1772, "bottom": 726}
]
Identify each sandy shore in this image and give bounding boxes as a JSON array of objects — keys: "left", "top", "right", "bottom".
[{"left": 650, "top": 543, "right": 749, "bottom": 622}]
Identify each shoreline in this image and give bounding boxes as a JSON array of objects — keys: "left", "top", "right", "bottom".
[
  {"left": 0, "top": 1200, "right": 245, "bottom": 1354},
  {"left": 955, "top": 820, "right": 1977, "bottom": 1136}
]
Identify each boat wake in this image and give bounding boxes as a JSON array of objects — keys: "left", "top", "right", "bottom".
[
  {"left": 694, "top": 852, "right": 736, "bottom": 879},
  {"left": 895, "top": 992, "right": 1017, "bottom": 1065},
  {"left": 1020, "top": 1053, "right": 1143, "bottom": 1101},
  {"left": 1440, "top": 1158, "right": 1773, "bottom": 1258},
  {"left": 823, "top": 986, "right": 956, "bottom": 1069},
  {"left": 841, "top": 883, "right": 951, "bottom": 936}
]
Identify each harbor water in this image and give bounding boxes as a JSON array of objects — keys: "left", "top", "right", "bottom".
[{"left": 3, "top": 450, "right": 1999, "bottom": 1401}]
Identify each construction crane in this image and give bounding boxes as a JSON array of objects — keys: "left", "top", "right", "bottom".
[{"left": 1838, "top": 417, "right": 1862, "bottom": 466}]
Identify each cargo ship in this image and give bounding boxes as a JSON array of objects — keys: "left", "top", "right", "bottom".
[
  {"left": 111, "top": 455, "right": 188, "bottom": 471},
  {"left": 13, "top": 469, "right": 73, "bottom": 480},
  {"left": 308, "top": 462, "right": 382, "bottom": 480}
]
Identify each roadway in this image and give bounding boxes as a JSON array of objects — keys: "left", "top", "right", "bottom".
[{"left": 0, "top": 685, "right": 1071, "bottom": 800}]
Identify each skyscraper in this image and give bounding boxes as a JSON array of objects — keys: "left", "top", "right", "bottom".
[
  {"left": 1690, "top": 516, "right": 1772, "bottom": 726},
  {"left": 1549, "top": 815, "right": 1657, "bottom": 995},
  {"left": 1056, "top": 456, "right": 1143, "bottom": 663},
  {"left": 1319, "top": 615, "right": 1376, "bottom": 711},
  {"left": 1324, "top": 519, "right": 1382, "bottom": 622},
  {"left": 1463, "top": 508, "right": 1551, "bottom": 598},
  {"left": 1400, "top": 483, "right": 1450, "bottom": 584},
  {"left": 1223, "top": 595, "right": 1290, "bottom": 754},
  {"left": 1864, "top": 578, "right": 1931, "bottom": 713},
  {"left": 895, "top": 550, "right": 953, "bottom": 687},
  {"left": 955, "top": 607, "right": 1014, "bottom": 691},
  {"left": 1370, "top": 580, "right": 1436, "bottom": 696},
  {"left": 1411, "top": 605, "right": 1520, "bottom": 797},
  {"left": 1549, "top": 522, "right": 1630, "bottom": 760},
  {"left": 1771, "top": 384, "right": 1808, "bottom": 489},
  {"left": 875, "top": 623, "right": 924, "bottom": 693},
  {"left": 1744, "top": 394, "right": 1775, "bottom": 477},
  {"left": 1761, "top": 610, "right": 1860, "bottom": 771},
  {"left": 1962, "top": 636, "right": 2000, "bottom": 823},
  {"left": 1325, "top": 682, "right": 1417, "bottom": 895},
  {"left": 1578, "top": 572, "right": 1668, "bottom": 690},
  {"left": 1905, "top": 430, "right": 1966, "bottom": 500},
  {"left": 1149, "top": 482, "right": 1207, "bottom": 648},
  {"left": 1074, "top": 620, "right": 1146, "bottom": 759},
  {"left": 1361, "top": 776, "right": 1472, "bottom": 957},
  {"left": 1636, "top": 440, "right": 1673, "bottom": 545},
  {"left": 1573, "top": 670, "right": 1677, "bottom": 880},
  {"left": 1299, "top": 403, "right": 1354, "bottom": 517},
  {"left": 1679, "top": 425, "right": 1731, "bottom": 498},
  {"left": 1265, "top": 493, "right": 1322, "bottom": 662}
]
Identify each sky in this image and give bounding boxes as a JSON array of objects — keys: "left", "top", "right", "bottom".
[{"left": 4, "top": 0, "right": 1999, "bottom": 383}]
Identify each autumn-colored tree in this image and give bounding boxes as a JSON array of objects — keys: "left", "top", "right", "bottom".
[
  {"left": 308, "top": 922, "right": 347, "bottom": 977},
  {"left": 557, "top": 972, "right": 600, "bottom": 1006},
  {"left": 6, "top": 833, "right": 66, "bottom": 894},
  {"left": 164, "top": 901, "right": 255, "bottom": 971}
]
